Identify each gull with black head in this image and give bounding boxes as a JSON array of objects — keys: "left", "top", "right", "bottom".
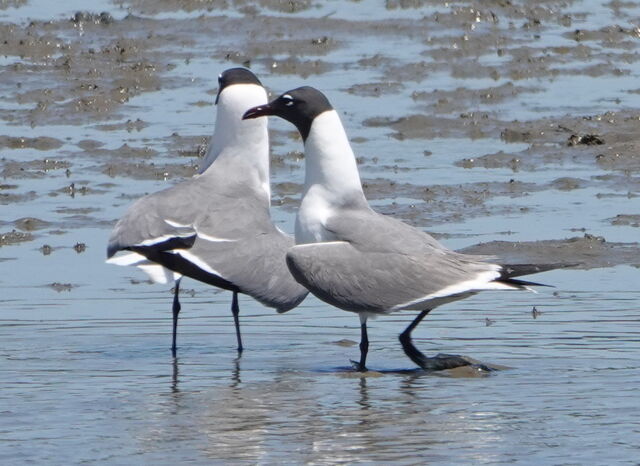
[
  {"left": 244, "top": 86, "right": 549, "bottom": 372},
  {"left": 107, "top": 68, "right": 308, "bottom": 356}
]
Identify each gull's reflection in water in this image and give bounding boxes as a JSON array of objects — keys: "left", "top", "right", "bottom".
[
  {"left": 230, "top": 356, "right": 241, "bottom": 388},
  {"left": 169, "top": 351, "right": 241, "bottom": 393},
  {"left": 171, "top": 356, "right": 179, "bottom": 394},
  {"left": 165, "top": 356, "right": 187, "bottom": 418},
  {"left": 398, "top": 371, "right": 429, "bottom": 402},
  {"left": 145, "top": 355, "right": 509, "bottom": 463},
  {"left": 357, "top": 376, "right": 371, "bottom": 410}
]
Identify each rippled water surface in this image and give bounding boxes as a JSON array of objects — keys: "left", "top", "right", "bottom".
[{"left": 1, "top": 0, "right": 639, "bottom": 464}]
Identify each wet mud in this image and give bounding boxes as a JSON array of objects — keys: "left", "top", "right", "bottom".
[
  {"left": 1, "top": 0, "right": 638, "bottom": 267},
  {"left": 461, "top": 234, "right": 640, "bottom": 269}
]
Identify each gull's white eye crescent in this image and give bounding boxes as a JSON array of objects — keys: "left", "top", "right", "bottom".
[
  {"left": 218, "top": 73, "right": 223, "bottom": 81},
  {"left": 282, "top": 94, "right": 294, "bottom": 106}
]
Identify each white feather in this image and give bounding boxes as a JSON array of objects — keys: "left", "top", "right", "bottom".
[
  {"left": 195, "top": 230, "right": 237, "bottom": 242},
  {"left": 164, "top": 219, "right": 191, "bottom": 228},
  {"left": 296, "top": 110, "right": 363, "bottom": 244},
  {"left": 291, "top": 241, "right": 348, "bottom": 249},
  {"left": 172, "top": 250, "right": 224, "bottom": 278},
  {"left": 137, "top": 233, "right": 193, "bottom": 247},
  {"left": 137, "top": 263, "right": 174, "bottom": 284},
  {"left": 106, "top": 252, "right": 181, "bottom": 284},
  {"left": 391, "top": 269, "right": 531, "bottom": 311},
  {"left": 106, "top": 251, "right": 147, "bottom": 266}
]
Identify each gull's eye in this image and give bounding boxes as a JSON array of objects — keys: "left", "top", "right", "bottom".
[
  {"left": 218, "top": 73, "right": 223, "bottom": 82},
  {"left": 282, "top": 94, "right": 294, "bottom": 107}
]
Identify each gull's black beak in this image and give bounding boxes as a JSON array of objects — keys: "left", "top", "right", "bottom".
[{"left": 242, "top": 103, "right": 275, "bottom": 120}]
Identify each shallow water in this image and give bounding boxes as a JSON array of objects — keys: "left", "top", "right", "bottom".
[{"left": 1, "top": 0, "right": 639, "bottom": 464}]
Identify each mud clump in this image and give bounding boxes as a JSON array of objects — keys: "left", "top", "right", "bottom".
[
  {"left": 412, "top": 83, "right": 541, "bottom": 115},
  {"left": 94, "top": 119, "right": 148, "bottom": 133},
  {"left": 461, "top": 235, "right": 640, "bottom": 270},
  {"left": 48, "top": 282, "right": 74, "bottom": 292},
  {"left": 456, "top": 151, "right": 525, "bottom": 171},
  {"left": 568, "top": 133, "right": 605, "bottom": 146},
  {"left": 346, "top": 82, "right": 404, "bottom": 97},
  {"left": 14, "top": 217, "right": 51, "bottom": 231},
  {"left": 501, "top": 128, "right": 532, "bottom": 143},
  {"left": 610, "top": 214, "right": 640, "bottom": 227},
  {"left": 0, "top": 230, "right": 34, "bottom": 247},
  {"left": 0, "top": 136, "right": 64, "bottom": 150},
  {"left": 1, "top": 159, "right": 71, "bottom": 180},
  {"left": 551, "top": 177, "right": 584, "bottom": 191},
  {"left": 77, "top": 140, "right": 105, "bottom": 151},
  {"left": 71, "top": 11, "right": 115, "bottom": 25}
]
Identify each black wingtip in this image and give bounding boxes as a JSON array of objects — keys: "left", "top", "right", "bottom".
[
  {"left": 106, "top": 243, "right": 118, "bottom": 259},
  {"left": 496, "top": 262, "right": 581, "bottom": 288},
  {"left": 499, "top": 277, "right": 554, "bottom": 289},
  {"left": 500, "top": 262, "right": 579, "bottom": 279}
]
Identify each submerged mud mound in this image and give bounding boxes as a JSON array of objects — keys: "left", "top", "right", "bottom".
[{"left": 460, "top": 235, "right": 640, "bottom": 270}]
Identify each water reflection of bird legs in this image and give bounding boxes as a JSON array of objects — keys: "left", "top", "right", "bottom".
[
  {"left": 231, "top": 356, "right": 242, "bottom": 388},
  {"left": 357, "top": 377, "right": 371, "bottom": 410},
  {"left": 171, "top": 356, "right": 180, "bottom": 393}
]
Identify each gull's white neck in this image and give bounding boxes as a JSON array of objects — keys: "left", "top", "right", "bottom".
[
  {"left": 296, "top": 110, "right": 365, "bottom": 244},
  {"left": 200, "top": 84, "right": 270, "bottom": 198}
]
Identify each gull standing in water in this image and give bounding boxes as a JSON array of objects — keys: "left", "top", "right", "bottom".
[
  {"left": 244, "top": 86, "right": 548, "bottom": 371},
  {"left": 107, "top": 69, "right": 308, "bottom": 355}
]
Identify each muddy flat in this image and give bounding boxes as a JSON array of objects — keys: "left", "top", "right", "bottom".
[{"left": 1, "top": 1, "right": 639, "bottom": 464}]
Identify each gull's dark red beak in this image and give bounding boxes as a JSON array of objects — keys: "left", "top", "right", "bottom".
[{"left": 242, "top": 103, "right": 275, "bottom": 120}]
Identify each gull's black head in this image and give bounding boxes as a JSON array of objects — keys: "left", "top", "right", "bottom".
[
  {"left": 215, "top": 68, "right": 262, "bottom": 104},
  {"left": 242, "top": 86, "right": 333, "bottom": 141}
]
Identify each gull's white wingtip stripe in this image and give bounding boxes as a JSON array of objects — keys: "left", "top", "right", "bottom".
[
  {"left": 137, "top": 233, "right": 195, "bottom": 248},
  {"left": 171, "top": 249, "right": 225, "bottom": 279},
  {"left": 164, "top": 219, "right": 191, "bottom": 228},
  {"left": 194, "top": 230, "right": 238, "bottom": 243},
  {"left": 390, "top": 270, "right": 519, "bottom": 312}
]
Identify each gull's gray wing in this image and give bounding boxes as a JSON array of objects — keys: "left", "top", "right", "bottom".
[
  {"left": 107, "top": 171, "right": 272, "bottom": 258},
  {"left": 187, "top": 227, "right": 307, "bottom": 312},
  {"left": 108, "top": 170, "right": 307, "bottom": 311},
  {"left": 286, "top": 208, "right": 506, "bottom": 314}
]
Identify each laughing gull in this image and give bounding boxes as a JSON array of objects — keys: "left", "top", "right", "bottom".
[
  {"left": 243, "top": 86, "right": 549, "bottom": 372},
  {"left": 107, "top": 68, "right": 308, "bottom": 356}
]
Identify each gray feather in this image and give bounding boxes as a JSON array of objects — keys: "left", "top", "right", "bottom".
[{"left": 287, "top": 208, "right": 498, "bottom": 314}]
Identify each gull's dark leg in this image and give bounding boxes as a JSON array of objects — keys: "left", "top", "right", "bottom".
[
  {"left": 351, "top": 314, "right": 369, "bottom": 371},
  {"left": 398, "top": 310, "right": 430, "bottom": 366},
  {"left": 231, "top": 291, "right": 243, "bottom": 353},
  {"left": 171, "top": 278, "right": 182, "bottom": 357},
  {"left": 399, "top": 309, "right": 473, "bottom": 371}
]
